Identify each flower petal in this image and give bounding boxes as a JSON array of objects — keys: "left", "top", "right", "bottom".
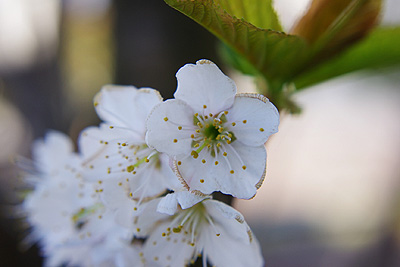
[
  {"left": 175, "top": 142, "right": 266, "bottom": 199},
  {"left": 94, "top": 85, "right": 162, "bottom": 136},
  {"left": 32, "top": 131, "right": 74, "bottom": 174},
  {"left": 146, "top": 99, "right": 196, "bottom": 156},
  {"left": 157, "top": 193, "right": 178, "bottom": 215},
  {"left": 227, "top": 93, "right": 279, "bottom": 146},
  {"left": 174, "top": 59, "right": 236, "bottom": 114}
]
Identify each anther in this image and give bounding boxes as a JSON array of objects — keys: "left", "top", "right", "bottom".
[
  {"left": 177, "top": 161, "right": 182, "bottom": 165},
  {"left": 202, "top": 159, "right": 206, "bottom": 164},
  {"left": 173, "top": 139, "right": 178, "bottom": 143},
  {"left": 191, "top": 151, "right": 199, "bottom": 159},
  {"left": 242, "top": 165, "right": 247, "bottom": 170},
  {"left": 203, "top": 105, "right": 207, "bottom": 109},
  {"left": 232, "top": 122, "right": 236, "bottom": 126},
  {"left": 230, "top": 170, "right": 234, "bottom": 174},
  {"left": 215, "top": 161, "right": 219, "bottom": 165},
  {"left": 164, "top": 117, "right": 168, "bottom": 121},
  {"left": 178, "top": 126, "right": 182, "bottom": 130},
  {"left": 200, "top": 179, "right": 204, "bottom": 183},
  {"left": 223, "top": 152, "right": 227, "bottom": 156},
  {"left": 243, "top": 120, "right": 247, "bottom": 124},
  {"left": 259, "top": 128, "right": 264, "bottom": 132}
]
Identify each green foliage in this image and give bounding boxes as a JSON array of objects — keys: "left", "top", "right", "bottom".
[
  {"left": 295, "top": 27, "right": 400, "bottom": 89},
  {"left": 164, "top": 0, "right": 397, "bottom": 112}
]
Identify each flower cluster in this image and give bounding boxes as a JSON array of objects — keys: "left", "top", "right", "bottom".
[{"left": 21, "top": 60, "right": 279, "bottom": 266}]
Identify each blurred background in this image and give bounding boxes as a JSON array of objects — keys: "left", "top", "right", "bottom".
[{"left": 0, "top": 0, "right": 399, "bottom": 266}]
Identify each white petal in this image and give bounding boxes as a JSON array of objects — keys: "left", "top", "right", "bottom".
[
  {"left": 175, "top": 190, "right": 209, "bottom": 210},
  {"left": 32, "top": 131, "right": 74, "bottom": 173},
  {"left": 200, "top": 223, "right": 264, "bottom": 267},
  {"left": 143, "top": 221, "right": 196, "bottom": 266},
  {"left": 175, "top": 142, "right": 266, "bottom": 199},
  {"left": 227, "top": 93, "right": 279, "bottom": 146},
  {"left": 134, "top": 198, "right": 170, "bottom": 237},
  {"left": 146, "top": 99, "right": 196, "bottom": 156},
  {"left": 174, "top": 59, "right": 236, "bottom": 114},
  {"left": 157, "top": 193, "right": 178, "bottom": 215},
  {"left": 200, "top": 200, "right": 264, "bottom": 267},
  {"left": 94, "top": 85, "right": 162, "bottom": 136}
]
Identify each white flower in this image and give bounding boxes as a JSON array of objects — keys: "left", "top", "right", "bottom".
[
  {"left": 146, "top": 60, "right": 280, "bottom": 199},
  {"left": 134, "top": 194, "right": 264, "bottom": 267},
  {"left": 22, "top": 131, "right": 143, "bottom": 267},
  {"left": 79, "top": 85, "right": 181, "bottom": 206}
]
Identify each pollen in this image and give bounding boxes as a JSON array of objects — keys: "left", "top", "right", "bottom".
[
  {"left": 173, "top": 139, "right": 178, "bottom": 143},
  {"left": 224, "top": 111, "right": 228, "bottom": 115},
  {"left": 232, "top": 122, "right": 236, "bottom": 126},
  {"left": 215, "top": 161, "right": 219, "bottom": 165},
  {"left": 109, "top": 126, "right": 114, "bottom": 129},
  {"left": 200, "top": 179, "right": 204, "bottom": 183},
  {"left": 243, "top": 120, "right": 247, "bottom": 124},
  {"left": 191, "top": 134, "right": 195, "bottom": 138},
  {"left": 121, "top": 143, "right": 127, "bottom": 146},
  {"left": 129, "top": 192, "right": 133, "bottom": 197},
  {"left": 164, "top": 117, "right": 168, "bottom": 121},
  {"left": 259, "top": 128, "right": 264, "bottom": 132},
  {"left": 177, "top": 161, "right": 182, "bottom": 165},
  {"left": 137, "top": 228, "right": 141, "bottom": 232},
  {"left": 191, "top": 151, "right": 199, "bottom": 159},
  {"left": 162, "top": 232, "right": 166, "bottom": 237},
  {"left": 223, "top": 152, "right": 227, "bottom": 156},
  {"left": 202, "top": 159, "right": 206, "bottom": 164},
  {"left": 203, "top": 105, "right": 207, "bottom": 109},
  {"left": 145, "top": 158, "right": 150, "bottom": 163},
  {"left": 216, "top": 233, "right": 220, "bottom": 236},
  {"left": 242, "top": 165, "right": 247, "bottom": 170},
  {"left": 178, "top": 126, "right": 182, "bottom": 130},
  {"left": 230, "top": 170, "right": 234, "bottom": 174},
  {"left": 127, "top": 165, "right": 135, "bottom": 172}
]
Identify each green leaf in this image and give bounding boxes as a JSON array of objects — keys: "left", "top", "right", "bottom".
[
  {"left": 216, "top": 0, "right": 283, "bottom": 31},
  {"left": 164, "top": 0, "right": 308, "bottom": 88},
  {"left": 294, "top": 27, "right": 400, "bottom": 89}
]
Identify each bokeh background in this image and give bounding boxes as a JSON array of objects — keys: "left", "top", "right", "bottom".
[{"left": 0, "top": 0, "right": 399, "bottom": 266}]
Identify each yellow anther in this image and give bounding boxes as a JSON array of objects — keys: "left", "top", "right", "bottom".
[
  {"left": 218, "top": 128, "right": 224, "bottom": 133},
  {"left": 137, "top": 228, "right": 141, "bottom": 232},
  {"left": 177, "top": 161, "right": 182, "bottom": 165},
  {"left": 194, "top": 143, "right": 200, "bottom": 148},
  {"left": 145, "top": 158, "right": 150, "bottom": 163},
  {"left": 191, "top": 134, "right": 195, "bottom": 138},
  {"left": 191, "top": 151, "right": 199, "bottom": 159},
  {"left": 162, "top": 232, "right": 166, "bottom": 236},
  {"left": 98, "top": 180, "right": 102, "bottom": 184},
  {"left": 154, "top": 257, "right": 159, "bottom": 261},
  {"left": 98, "top": 215, "right": 102, "bottom": 219},
  {"left": 164, "top": 117, "right": 168, "bottom": 121},
  {"left": 173, "top": 139, "right": 178, "bottom": 143},
  {"left": 230, "top": 170, "right": 234, "bottom": 174},
  {"left": 204, "top": 115, "right": 208, "bottom": 119},
  {"left": 216, "top": 233, "right": 220, "bottom": 236},
  {"left": 202, "top": 159, "right": 206, "bottom": 164},
  {"left": 127, "top": 165, "right": 135, "bottom": 172},
  {"left": 216, "top": 143, "right": 221, "bottom": 147},
  {"left": 105, "top": 155, "right": 109, "bottom": 159},
  {"left": 228, "top": 133, "right": 232, "bottom": 138},
  {"left": 94, "top": 102, "right": 98, "bottom": 107},
  {"left": 209, "top": 113, "right": 213, "bottom": 117},
  {"left": 100, "top": 140, "right": 104, "bottom": 144},
  {"left": 109, "top": 126, "right": 114, "bottom": 129},
  {"left": 243, "top": 120, "right": 247, "bottom": 124},
  {"left": 132, "top": 171, "right": 136, "bottom": 175},
  {"left": 104, "top": 141, "right": 109, "bottom": 145},
  {"left": 133, "top": 207, "right": 137, "bottom": 211},
  {"left": 215, "top": 161, "right": 219, "bottom": 165},
  {"left": 89, "top": 165, "right": 94, "bottom": 169},
  {"left": 242, "top": 165, "right": 247, "bottom": 170},
  {"left": 259, "top": 128, "right": 264, "bottom": 132},
  {"left": 196, "top": 129, "right": 201, "bottom": 133},
  {"left": 226, "top": 140, "right": 232, "bottom": 144},
  {"left": 118, "top": 182, "right": 122, "bottom": 186},
  {"left": 197, "top": 122, "right": 203, "bottom": 128},
  {"left": 224, "top": 111, "right": 228, "bottom": 115},
  {"left": 200, "top": 179, "right": 204, "bottom": 183},
  {"left": 194, "top": 113, "right": 199, "bottom": 117},
  {"left": 203, "top": 105, "right": 207, "bottom": 109},
  {"left": 232, "top": 122, "right": 236, "bottom": 126},
  {"left": 178, "top": 126, "right": 182, "bottom": 130},
  {"left": 129, "top": 192, "right": 133, "bottom": 197},
  {"left": 122, "top": 143, "right": 127, "bottom": 146},
  {"left": 223, "top": 152, "right": 227, "bottom": 156}
]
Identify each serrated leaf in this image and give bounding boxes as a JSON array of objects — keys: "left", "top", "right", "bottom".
[
  {"left": 164, "top": 0, "right": 308, "bottom": 87},
  {"left": 294, "top": 27, "right": 400, "bottom": 89},
  {"left": 216, "top": 0, "right": 282, "bottom": 31}
]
